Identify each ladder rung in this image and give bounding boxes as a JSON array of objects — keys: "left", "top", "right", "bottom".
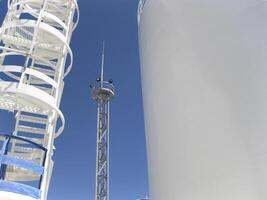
[
  {"left": 34, "top": 59, "right": 57, "bottom": 68},
  {"left": 18, "top": 137, "right": 45, "bottom": 146},
  {"left": 17, "top": 125, "right": 47, "bottom": 135},
  {"left": 8, "top": 151, "right": 42, "bottom": 160},
  {"left": 34, "top": 85, "right": 53, "bottom": 93},
  {"left": 31, "top": 66, "right": 56, "bottom": 77},
  {"left": 12, "top": 146, "right": 43, "bottom": 154},
  {"left": 17, "top": 115, "right": 48, "bottom": 125},
  {"left": 1, "top": 34, "right": 61, "bottom": 51}
]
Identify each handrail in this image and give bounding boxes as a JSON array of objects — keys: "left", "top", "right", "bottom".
[
  {"left": 72, "top": 0, "right": 80, "bottom": 31},
  {"left": 1, "top": 19, "right": 74, "bottom": 76},
  {"left": 0, "top": 46, "right": 58, "bottom": 69},
  {"left": 0, "top": 180, "right": 41, "bottom": 199},
  {"left": 0, "top": 134, "right": 47, "bottom": 198},
  {"left": 102, "top": 81, "right": 115, "bottom": 93},
  {"left": 0, "top": 134, "right": 47, "bottom": 190},
  {"left": 93, "top": 81, "right": 115, "bottom": 94},
  {"left": 0, "top": 81, "right": 66, "bottom": 137},
  {"left": 8, "top": 0, "right": 79, "bottom": 31},
  {"left": 0, "top": 134, "right": 47, "bottom": 152},
  {"left": 0, "top": 65, "right": 58, "bottom": 89}
]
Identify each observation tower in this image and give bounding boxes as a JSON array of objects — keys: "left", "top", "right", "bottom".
[
  {"left": 0, "top": 0, "right": 79, "bottom": 199},
  {"left": 91, "top": 43, "right": 115, "bottom": 200}
]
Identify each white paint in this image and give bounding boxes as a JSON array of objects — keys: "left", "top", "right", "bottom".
[
  {"left": 139, "top": 1, "right": 267, "bottom": 199},
  {"left": 0, "top": 191, "right": 37, "bottom": 200}
]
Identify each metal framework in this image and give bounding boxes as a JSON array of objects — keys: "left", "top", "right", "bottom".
[
  {"left": 91, "top": 44, "right": 115, "bottom": 200},
  {"left": 0, "top": 0, "right": 79, "bottom": 199}
]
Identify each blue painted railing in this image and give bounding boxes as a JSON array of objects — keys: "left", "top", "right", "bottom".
[{"left": 0, "top": 134, "right": 47, "bottom": 199}]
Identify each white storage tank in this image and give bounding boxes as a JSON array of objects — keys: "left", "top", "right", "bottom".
[{"left": 138, "top": 1, "right": 267, "bottom": 200}]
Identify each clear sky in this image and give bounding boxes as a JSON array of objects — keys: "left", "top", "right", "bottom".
[{"left": 0, "top": 0, "right": 149, "bottom": 199}]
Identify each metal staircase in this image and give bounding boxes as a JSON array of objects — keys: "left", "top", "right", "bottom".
[{"left": 0, "top": 0, "right": 79, "bottom": 199}]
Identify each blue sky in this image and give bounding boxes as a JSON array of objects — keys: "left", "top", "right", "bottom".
[{"left": 0, "top": 0, "right": 149, "bottom": 199}]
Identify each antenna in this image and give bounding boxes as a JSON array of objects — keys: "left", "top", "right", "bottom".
[{"left": 101, "top": 41, "right": 105, "bottom": 88}]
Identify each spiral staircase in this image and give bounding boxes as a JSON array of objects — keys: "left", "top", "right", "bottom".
[{"left": 0, "top": 0, "right": 79, "bottom": 199}]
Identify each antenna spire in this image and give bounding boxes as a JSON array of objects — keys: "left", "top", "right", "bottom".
[{"left": 101, "top": 41, "right": 105, "bottom": 88}]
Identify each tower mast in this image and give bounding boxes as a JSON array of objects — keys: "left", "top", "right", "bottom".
[{"left": 91, "top": 43, "right": 115, "bottom": 200}]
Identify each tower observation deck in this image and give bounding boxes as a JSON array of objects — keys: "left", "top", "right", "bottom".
[
  {"left": 91, "top": 43, "right": 115, "bottom": 200},
  {"left": 0, "top": 0, "right": 79, "bottom": 199}
]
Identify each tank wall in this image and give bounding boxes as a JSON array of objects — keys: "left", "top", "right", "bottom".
[{"left": 139, "top": 1, "right": 267, "bottom": 200}]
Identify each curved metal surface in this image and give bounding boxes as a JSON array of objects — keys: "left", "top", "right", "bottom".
[
  {"left": 0, "top": 191, "right": 37, "bottom": 200},
  {"left": 0, "top": 181, "right": 40, "bottom": 199},
  {"left": 139, "top": 0, "right": 267, "bottom": 200}
]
